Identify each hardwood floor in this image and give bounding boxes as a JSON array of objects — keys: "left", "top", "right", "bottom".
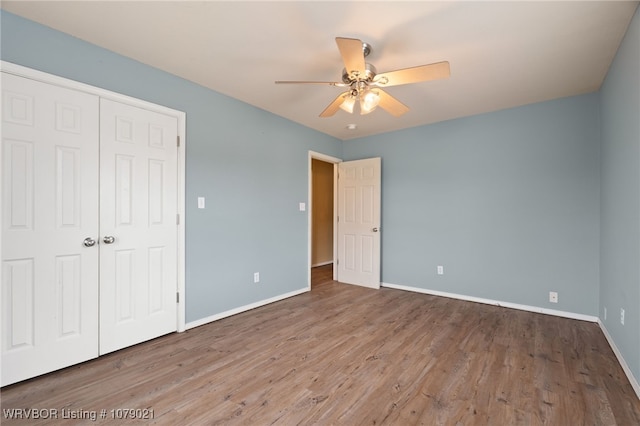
[{"left": 2, "top": 264, "right": 639, "bottom": 425}]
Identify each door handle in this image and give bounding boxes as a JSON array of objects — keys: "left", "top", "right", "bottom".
[
  {"left": 103, "top": 235, "right": 116, "bottom": 244},
  {"left": 372, "top": 227, "right": 379, "bottom": 233},
  {"left": 83, "top": 237, "right": 96, "bottom": 247}
]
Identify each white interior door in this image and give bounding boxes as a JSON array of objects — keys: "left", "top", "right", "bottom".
[
  {"left": 99, "top": 98, "right": 178, "bottom": 354},
  {"left": 1, "top": 73, "right": 100, "bottom": 386},
  {"left": 337, "top": 157, "right": 381, "bottom": 289}
]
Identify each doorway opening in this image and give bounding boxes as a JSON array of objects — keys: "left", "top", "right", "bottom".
[{"left": 308, "top": 151, "right": 341, "bottom": 288}]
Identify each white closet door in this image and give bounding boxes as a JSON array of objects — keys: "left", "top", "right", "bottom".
[
  {"left": 1, "top": 73, "right": 100, "bottom": 386},
  {"left": 99, "top": 98, "right": 178, "bottom": 354}
]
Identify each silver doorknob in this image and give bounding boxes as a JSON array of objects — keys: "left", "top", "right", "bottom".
[
  {"left": 372, "top": 227, "right": 379, "bottom": 233},
  {"left": 83, "top": 237, "right": 96, "bottom": 247},
  {"left": 103, "top": 235, "right": 115, "bottom": 244}
]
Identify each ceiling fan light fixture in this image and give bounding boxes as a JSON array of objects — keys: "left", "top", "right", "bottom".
[
  {"left": 277, "top": 37, "right": 449, "bottom": 118},
  {"left": 360, "top": 89, "right": 380, "bottom": 115},
  {"left": 339, "top": 95, "right": 356, "bottom": 113}
]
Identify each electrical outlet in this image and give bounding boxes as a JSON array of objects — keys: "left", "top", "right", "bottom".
[
  {"left": 604, "top": 307, "right": 607, "bottom": 321},
  {"left": 254, "top": 272, "right": 260, "bottom": 283},
  {"left": 620, "top": 308, "right": 625, "bottom": 325},
  {"left": 549, "top": 291, "right": 558, "bottom": 303},
  {"left": 437, "top": 265, "right": 444, "bottom": 275}
]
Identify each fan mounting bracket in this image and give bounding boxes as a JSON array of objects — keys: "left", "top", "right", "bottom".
[{"left": 362, "top": 42, "right": 372, "bottom": 58}]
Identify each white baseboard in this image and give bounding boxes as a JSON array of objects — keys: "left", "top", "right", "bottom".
[
  {"left": 597, "top": 319, "right": 640, "bottom": 400},
  {"left": 311, "top": 261, "right": 333, "bottom": 268},
  {"left": 381, "top": 282, "right": 598, "bottom": 322},
  {"left": 186, "top": 288, "right": 308, "bottom": 330}
]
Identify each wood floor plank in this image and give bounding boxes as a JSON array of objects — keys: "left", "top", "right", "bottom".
[{"left": 2, "top": 264, "right": 639, "bottom": 425}]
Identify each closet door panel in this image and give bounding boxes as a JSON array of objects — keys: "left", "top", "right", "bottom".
[
  {"left": 99, "top": 98, "right": 178, "bottom": 355},
  {"left": 1, "top": 73, "right": 99, "bottom": 386}
]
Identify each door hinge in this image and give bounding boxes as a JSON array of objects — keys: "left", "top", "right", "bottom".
[
  {"left": 176, "top": 214, "right": 180, "bottom": 225},
  {"left": 176, "top": 292, "right": 180, "bottom": 303},
  {"left": 337, "top": 259, "right": 339, "bottom": 265},
  {"left": 177, "top": 135, "right": 181, "bottom": 147}
]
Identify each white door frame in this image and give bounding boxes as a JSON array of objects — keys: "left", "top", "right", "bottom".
[
  {"left": 1, "top": 61, "right": 187, "bottom": 332},
  {"left": 307, "top": 151, "right": 341, "bottom": 288}
]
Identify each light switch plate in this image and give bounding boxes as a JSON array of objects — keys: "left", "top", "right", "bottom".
[
  {"left": 299, "top": 202, "right": 306, "bottom": 211},
  {"left": 198, "top": 197, "right": 205, "bottom": 209}
]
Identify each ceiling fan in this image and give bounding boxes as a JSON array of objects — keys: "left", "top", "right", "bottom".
[{"left": 276, "top": 37, "right": 450, "bottom": 118}]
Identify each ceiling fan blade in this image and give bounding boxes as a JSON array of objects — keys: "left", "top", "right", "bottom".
[
  {"left": 374, "top": 61, "right": 450, "bottom": 87},
  {"left": 320, "top": 91, "right": 350, "bottom": 118},
  {"left": 275, "top": 80, "right": 346, "bottom": 86},
  {"left": 377, "top": 89, "right": 409, "bottom": 117},
  {"left": 336, "top": 37, "right": 366, "bottom": 77}
]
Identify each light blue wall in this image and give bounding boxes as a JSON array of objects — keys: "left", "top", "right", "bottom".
[
  {"left": 0, "top": 11, "right": 342, "bottom": 323},
  {"left": 600, "top": 6, "right": 640, "bottom": 383},
  {"left": 344, "top": 95, "right": 601, "bottom": 316}
]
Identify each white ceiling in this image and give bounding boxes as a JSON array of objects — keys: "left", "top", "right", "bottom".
[{"left": 3, "top": 1, "right": 638, "bottom": 140}]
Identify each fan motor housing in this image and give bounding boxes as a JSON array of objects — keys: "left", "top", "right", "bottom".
[{"left": 342, "top": 63, "right": 377, "bottom": 84}]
